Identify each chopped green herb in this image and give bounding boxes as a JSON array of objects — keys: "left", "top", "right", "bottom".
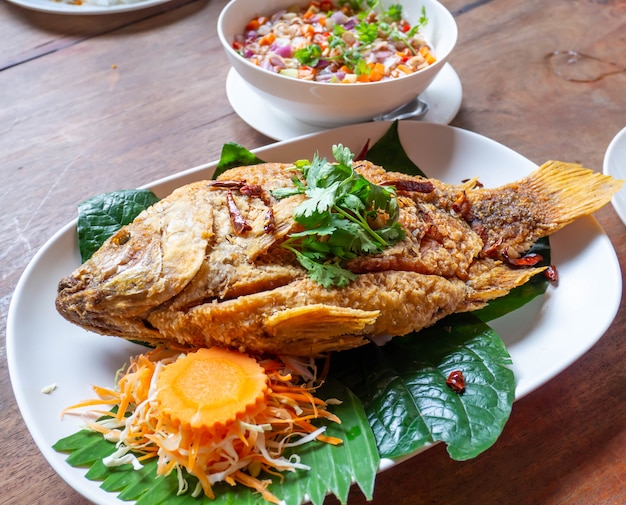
[{"left": 271, "top": 144, "right": 405, "bottom": 288}]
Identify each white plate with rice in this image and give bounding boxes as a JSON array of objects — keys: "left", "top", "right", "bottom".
[{"left": 6, "top": 0, "right": 171, "bottom": 15}]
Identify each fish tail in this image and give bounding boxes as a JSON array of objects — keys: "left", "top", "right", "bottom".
[
  {"left": 468, "top": 161, "right": 623, "bottom": 255},
  {"left": 523, "top": 160, "right": 623, "bottom": 226}
]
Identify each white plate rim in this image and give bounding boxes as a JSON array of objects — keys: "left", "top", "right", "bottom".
[
  {"left": 5, "top": 0, "right": 172, "bottom": 15},
  {"left": 7, "top": 121, "right": 622, "bottom": 504}
]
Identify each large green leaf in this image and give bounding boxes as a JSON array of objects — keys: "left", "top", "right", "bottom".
[
  {"left": 332, "top": 313, "right": 515, "bottom": 461},
  {"left": 364, "top": 120, "right": 426, "bottom": 176},
  {"left": 53, "top": 381, "right": 378, "bottom": 505},
  {"left": 213, "top": 142, "right": 266, "bottom": 179},
  {"left": 77, "top": 189, "right": 159, "bottom": 262}
]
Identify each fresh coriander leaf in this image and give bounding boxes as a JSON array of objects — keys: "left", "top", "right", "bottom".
[
  {"left": 270, "top": 186, "right": 302, "bottom": 199},
  {"left": 337, "top": 192, "right": 366, "bottom": 213},
  {"left": 297, "top": 185, "right": 340, "bottom": 217},
  {"left": 77, "top": 189, "right": 159, "bottom": 262},
  {"left": 272, "top": 144, "right": 405, "bottom": 288},
  {"left": 294, "top": 249, "right": 357, "bottom": 289},
  {"left": 418, "top": 5, "right": 429, "bottom": 27},
  {"left": 332, "top": 144, "right": 354, "bottom": 168},
  {"left": 356, "top": 21, "right": 378, "bottom": 44},
  {"left": 295, "top": 44, "right": 323, "bottom": 67},
  {"left": 384, "top": 3, "right": 403, "bottom": 22}
]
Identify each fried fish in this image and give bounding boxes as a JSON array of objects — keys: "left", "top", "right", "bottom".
[{"left": 55, "top": 159, "right": 622, "bottom": 355}]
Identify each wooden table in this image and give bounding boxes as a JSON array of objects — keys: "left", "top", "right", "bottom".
[{"left": 1, "top": 0, "right": 625, "bottom": 503}]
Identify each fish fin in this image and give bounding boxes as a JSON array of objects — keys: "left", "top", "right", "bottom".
[
  {"left": 469, "top": 161, "right": 623, "bottom": 256},
  {"left": 263, "top": 304, "right": 380, "bottom": 339},
  {"left": 462, "top": 259, "right": 546, "bottom": 310},
  {"left": 524, "top": 161, "right": 623, "bottom": 226}
]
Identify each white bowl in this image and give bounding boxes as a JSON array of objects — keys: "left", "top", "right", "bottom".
[
  {"left": 218, "top": 0, "right": 458, "bottom": 127},
  {"left": 602, "top": 126, "right": 626, "bottom": 226}
]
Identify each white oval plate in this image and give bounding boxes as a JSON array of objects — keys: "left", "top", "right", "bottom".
[
  {"left": 603, "top": 126, "right": 626, "bottom": 226},
  {"left": 8, "top": 121, "right": 622, "bottom": 504},
  {"left": 5, "top": 0, "right": 171, "bottom": 15}
]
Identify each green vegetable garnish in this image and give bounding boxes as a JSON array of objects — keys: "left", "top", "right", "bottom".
[
  {"left": 271, "top": 144, "right": 405, "bottom": 288},
  {"left": 291, "top": 2, "right": 430, "bottom": 77},
  {"left": 294, "top": 44, "right": 324, "bottom": 67},
  {"left": 77, "top": 189, "right": 159, "bottom": 263}
]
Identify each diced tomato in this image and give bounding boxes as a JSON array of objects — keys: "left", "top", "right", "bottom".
[
  {"left": 245, "top": 18, "right": 260, "bottom": 31},
  {"left": 259, "top": 33, "right": 276, "bottom": 46}
]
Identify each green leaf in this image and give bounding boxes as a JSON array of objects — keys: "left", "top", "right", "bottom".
[
  {"left": 65, "top": 435, "right": 119, "bottom": 466},
  {"left": 332, "top": 313, "right": 515, "bottom": 461},
  {"left": 213, "top": 142, "right": 265, "bottom": 179},
  {"left": 77, "top": 189, "right": 159, "bottom": 262},
  {"left": 54, "top": 382, "right": 378, "bottom": 505},
  {"left": 364, "top": 120, "right": 426, "bottom": 176},
  {"left": 269, "top": 380, "right": 380, "bottom": 505},
  {"left": 53, "top": 429, "right": 99, "bottom": 451},
  {"left": 294, "top": 44, "right": 323, "bottom": 67}
]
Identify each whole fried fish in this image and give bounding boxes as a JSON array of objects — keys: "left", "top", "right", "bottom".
[{"left": 56, "top": 159, "right": 622, "bottom": 356}]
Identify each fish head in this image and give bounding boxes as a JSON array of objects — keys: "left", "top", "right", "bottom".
[{"left": 56, "top": 185, "right": 214, "bottom": 341}]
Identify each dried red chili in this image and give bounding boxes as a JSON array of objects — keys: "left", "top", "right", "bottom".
[
  {"left": 226, "top": 189, "right": 251, "bottom": 235},
  {"left": 503, "top": 248, "right": 543, "bottom": 267},
  {"left": 452, "top": 190, "right": 471, "bottom": 219},
  {"left": 545, "top": 265, "right": 559, "bottom": 282},
  {"left": 382, "top": 179, "right": 434, "bottom": 193},
  {"left": 209, "top": 180, "right": 247, "bottom": 190},
  {"left": 354, "top": 139, "right": 370, "bottom": 161},
  {"left": 481, "top": 236, "right": 503, "bottom": 259},
  {"left": 240, "top": 184, "right": 263, "bottom": 197},
  {"left": 446, "top": 370, "right": 465, "bottom": 394}
]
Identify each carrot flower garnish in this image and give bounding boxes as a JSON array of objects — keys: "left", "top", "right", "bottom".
[{"left": 62, "top": 347, "right": 341, "bottom": 504}]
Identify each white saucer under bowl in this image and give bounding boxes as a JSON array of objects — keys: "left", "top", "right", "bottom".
[
  {"left": 603, "top": 126, "right": 626, "bottom": 226},
  {"left": 226, "top": 63, "right": 463, "bottom": 141}
]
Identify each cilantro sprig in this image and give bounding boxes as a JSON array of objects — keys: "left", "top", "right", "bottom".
[
  {"left": 294, "top": 2, "right": 429, "bottom": 77},
  {"left": 271, "top": 144, "right": 405, "bottom": 288}
]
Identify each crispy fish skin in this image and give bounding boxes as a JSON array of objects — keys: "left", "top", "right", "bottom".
[{"left": 55, "top": 160, "right": 623, "bottom": 355}]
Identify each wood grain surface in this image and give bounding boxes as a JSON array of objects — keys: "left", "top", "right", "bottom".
[{"left": 1, "top": 0, "right": 625, "bottom": 504}]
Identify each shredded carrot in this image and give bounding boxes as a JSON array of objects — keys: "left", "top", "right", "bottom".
[
  {"left": 62, "top": 348, "right": 342, "bottom": 503},
  {"left": 420, "top": 46, "right": 437, "bottom": 65}
]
